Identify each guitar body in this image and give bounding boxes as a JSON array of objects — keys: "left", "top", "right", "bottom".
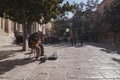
[
  {"left": 31, "top": 40, "right": 41, "bottom": 48},
  {"left": 35, "top": 40, "right": 41, "bottom": 47}
]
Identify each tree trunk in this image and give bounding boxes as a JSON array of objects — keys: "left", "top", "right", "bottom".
[
  {"left": 22, "top": 23, "right": 28, "bottom": 51},
  {"left": 113, "top": 31, "right": 116, "bottom": 44},
  {"left": 27, "top": 22, "right": 33, "bottom": 36}
]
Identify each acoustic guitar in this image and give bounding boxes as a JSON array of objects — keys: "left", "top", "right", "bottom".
[{"left": 31, "top": 40, "right": 41, "bottom": 47}]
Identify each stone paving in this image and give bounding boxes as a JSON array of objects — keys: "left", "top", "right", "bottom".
[{"left": 0, "top": 43, "right": 120, "bottom": 80}]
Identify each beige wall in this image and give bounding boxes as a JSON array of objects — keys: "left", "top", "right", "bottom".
[
  {"left": 0, "top": 17, "right": 16, "bottom": 36},
  {"left": 4, "top": 19, "right": 12, "bottom": 33},
  {"left": 0, "top": 17, "right": 1, "bottom": 29},
  {"left": 38, "top": 22, "right": 52, "bottom": 35},
  {"left": 1, "top": 18, "right": 5, "bottom": 30},
  {"left": 0, "top": 16, "right": 53, "bottom": 37}
]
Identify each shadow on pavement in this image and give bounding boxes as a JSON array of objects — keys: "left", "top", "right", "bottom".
[
  {"left": 112, "top": 58, "right": 120, "bottom": 64},
  {"left": 44, "top": 43, "right": 72, "bottom": 48},
  {"left": 86, "top": 42, "right": 120, "bottom": 55},
  {"left": 0, "top": 44, "right": 23, "bottom": 60},
  {"left": 0, "top": 58, "right": 35, "bottom": 75},
  {"left": 0, "top": 50, "right": 23, "bottom": 60},
  {"left": 44, "top": 42, "right": 85, "bottom": 48},
  {"left": 1, "top": 45, "right": 19, "bottom": 47}
]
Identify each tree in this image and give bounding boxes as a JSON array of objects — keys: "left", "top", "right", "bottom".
[
  {"left": 82, "top": 0, "right": 99, "bottom": 41},
  {"left": 104, "top": 0, "right": 120, "bottom": 43},
  {"left": 52, "top": 12, "right": 70, "bottom": 40},
  {"left": 71, "top": 0, "right": 99, "bottom": 42},
  {"left": 69, "top": 2, "right": 85, "bottom": 42},
  {"left": 0, "top": 0, "right": 73, "bottom": 51}
]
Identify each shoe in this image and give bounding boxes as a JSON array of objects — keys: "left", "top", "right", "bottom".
[{"left": 35, "top": 57, "right": 39, "bottom": 61}]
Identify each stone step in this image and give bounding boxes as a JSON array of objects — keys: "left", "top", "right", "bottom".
[{"left": 0, "top": 34, "right": 15, "bottom": 46}]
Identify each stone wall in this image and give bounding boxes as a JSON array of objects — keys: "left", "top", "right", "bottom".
[
  {"left": 97, "top": 0, "right": 113, "bottom": 14},
  {"left": 0, "top": 17, "right": 23, "bottom": 46},
  {"left": 97, "top": 0, "right": 120, "bottom": 44}
]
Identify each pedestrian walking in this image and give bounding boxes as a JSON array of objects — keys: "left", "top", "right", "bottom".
[{"left": 79, "top": 33, "right": 83, "bottom": 46}]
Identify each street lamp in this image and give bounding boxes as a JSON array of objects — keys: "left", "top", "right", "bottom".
[
  {"left": 66, "top": 28, "right": 70, "bottom": 32},
  {"left": 65, "top": 28, "right": 70, "bottom": 42}
]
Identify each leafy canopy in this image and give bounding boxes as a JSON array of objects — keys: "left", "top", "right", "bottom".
[{"left": 0, "top": 0, "right": 73, "bottom": 24}]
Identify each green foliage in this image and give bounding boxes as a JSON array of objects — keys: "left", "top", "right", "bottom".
[
  {"left": 0, "top": 0, "right": 73, "bottom": 24},
  {"left": 85, "top": 0, "right": 98, "bottom": 11},
  {"left": 0, "top": 0, "right": 74, "bottom": 50},
  {"left": 52, "top": 19, "right": 69, "bottom": 37},
  {"left": 70, "top": 0, "right": 100, "bottom": 42},
  {"left": 72, "top": 0, "right": 99, "bottom": 32}
]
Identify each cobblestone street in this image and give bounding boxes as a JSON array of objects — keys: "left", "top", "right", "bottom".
[{"left": 0, "top": 43, "right": 120, "bottom": 80}]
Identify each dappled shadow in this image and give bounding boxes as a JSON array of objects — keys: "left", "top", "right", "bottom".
[
  {"left": 44, "top": 42, "right": 73, "bottom": 48},
  {"left": 44, "top": 42, "right": 85, "bottom": 48},
  {"left": 0, "top": 49, "right": 23, "bottom": 60},
  {"left": 53, "top": 44, "right": 72, "bottom": 47},
  {"left": 112, "top": 58, "right": 120, "bottom": 64},
  {"left": 0, "top": 58, "right": 35, "bottom": 75},
  {"left": 86, "top": 42, "right": 120, "bottom": 55},
  {"left": 44, "top": 42, "right": 120, "bottom": 54},
  {"left": 0, "top": 44, "right": 23, "bottom": 60},
  {"left": 1, "top": 45, "right": 19, "bottom": 48},
  {"left": 39, "top": 57, "right": 47, "bottom": 64}
]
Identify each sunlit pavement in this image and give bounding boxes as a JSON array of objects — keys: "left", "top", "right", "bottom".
[{"left": 0, "top": 43, "right": 120, "bottom": 80}]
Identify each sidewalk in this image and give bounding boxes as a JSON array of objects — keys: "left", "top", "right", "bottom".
[{"left": 0, "top": 43, "right": 120, "bottom": 80}]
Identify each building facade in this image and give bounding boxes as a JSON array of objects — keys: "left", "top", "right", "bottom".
[
  {"left": 0, "top": 17, "right": 52, "bottom": 45},
  {"left": 97, "top": 0, "right": 112, "bottom": 14},
  {"left": 97, "top": 0, "right": 120, "bottom": 44}
]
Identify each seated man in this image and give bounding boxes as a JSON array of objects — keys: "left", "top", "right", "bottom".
[{"left": 28, "top": 32, "right": 44, "bottom": 60}]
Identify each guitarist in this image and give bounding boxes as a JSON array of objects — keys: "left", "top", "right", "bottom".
[{"left": 28, "top": 32, "right": 44, "bottom": 60}]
